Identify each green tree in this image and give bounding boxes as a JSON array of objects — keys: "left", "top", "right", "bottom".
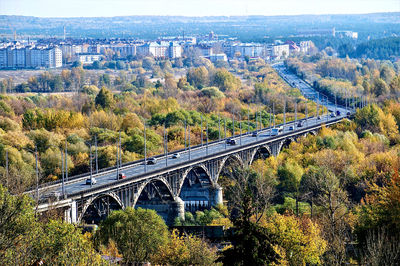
[
  {"left": 211, "top": 68, "right": 241, "bottom": 91},
  {"left": 95, "top": 87, "right": 114, "bottom": 109},
  {"left": 35, "top": 220, "right": 104, "bottom": 265},
  {"left": 354, "top": 104, "right": 381, "bottom": 134},
  {"left": 0, "top": 185, "right": 38, "bottom": 265},
  {"left": 219, "top": 167, "right": 279, "bottom": 265},
  {"left": 372, "top": 78, "right": 389, "bottom": 96},
  {"left": 96, "top": 207, "right": 169, "bottom": 264},
  {"left": 277, "top": 160, "right": 304, "bottom": 215}
]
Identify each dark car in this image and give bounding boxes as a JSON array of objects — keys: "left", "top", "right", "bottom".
[
  {"left": 118, "top": 173, "right": 126, "bottom": 180},
  {"left": 147, "top": 158, "right": 157, "bottom": 165},
  {"left": 336, "top": 110, "right": 341, "bottom": 116},
  {"left": 227, "top": 139, "right": 237, "bottom": 145},
  {"left": 297, "top": 122, "right": 303, "bottom": 127}
]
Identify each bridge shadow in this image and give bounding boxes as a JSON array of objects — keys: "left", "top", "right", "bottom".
[
  {"left": 81, "top": 194, "right": 123, "bottom": 224},
  {"left": 135, "top": 179, "right": 176, "bottom": 224},
  {"left": 179, "top": 166, "right": 213, "bottom": 213},
  {"left": 251, "top": 146, "right": 272, "bottom": 163}
]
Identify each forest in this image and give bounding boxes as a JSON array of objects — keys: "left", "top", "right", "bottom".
[
  {"left": 1, "top": 13, "right": 399, "bottom": 41},
  {"left": 1, "top": 53, "right": 400, "bottom": 264}
]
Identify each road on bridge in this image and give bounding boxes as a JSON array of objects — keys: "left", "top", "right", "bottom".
[{"left": 34, "top": 63, "right": 351, "bottom": 201}]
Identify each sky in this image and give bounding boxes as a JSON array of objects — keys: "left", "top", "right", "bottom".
[{"left": 1, "top": 0, "right": 399, "bottom": 17}]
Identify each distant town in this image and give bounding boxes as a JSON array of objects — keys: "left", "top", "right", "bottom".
[{"left": 0, "top": 28, "right": 359, "bottom": 69}]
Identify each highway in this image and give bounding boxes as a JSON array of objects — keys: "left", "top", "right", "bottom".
[{"left": 37, "top": 63, "right": 351, "bottom": 199}]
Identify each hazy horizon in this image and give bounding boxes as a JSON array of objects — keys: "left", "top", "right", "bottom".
[
  {"left": 1, "top": 0, "right": 399, "bottom": 18},
  {"left": 1, "top": 11, "right": 399, "bottom": 19}
]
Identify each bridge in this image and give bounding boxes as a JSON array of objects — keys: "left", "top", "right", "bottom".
[{"left": 30, "top": 64, "right": 355, "bottom": 225}]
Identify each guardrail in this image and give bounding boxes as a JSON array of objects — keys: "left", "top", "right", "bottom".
[
  {"left": 28, "top": 114, "right": 314, "bottom": 195},
  {"left": 31, "top": 66, "right": 351, "bottom": 198},
  {"left": 65, "top": 116, "right": 347, "bottom": 200}
]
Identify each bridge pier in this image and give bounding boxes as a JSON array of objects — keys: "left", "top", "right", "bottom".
[
  {"left": 211, "top": 184, "right": 223, "bottom": 206},
  {"left": 269, "top": 141, "right": 283, "bottom": 157},
  {"left": 170, "top": 197, "right": 185, "bottom": 222},
  {"left": 64, "top": 200, "right": 77, "bottom": 224}
]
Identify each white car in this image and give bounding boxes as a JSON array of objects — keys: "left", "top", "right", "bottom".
[
  {"left": 172, "top": 153, "right": 180, "bottom": 159},
  {"left": 86, "top": 177, "right": 97, "bottom": 185}
]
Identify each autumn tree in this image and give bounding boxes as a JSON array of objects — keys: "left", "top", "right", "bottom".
[
  {"left": 262, "top": 214, "right": 327, "bottom": 265},
  {"left": 301, "top": 166, "right": 350, "bottom": 265},
  {"left": 187, "top": 66, "right": 209, "bottom": 89},
  {"left": 96, "top": 207, "right": 169, "bottom": 264},
  {"left": 356, "top": 171, "right": 400, "bottom": 250},
  {"left": 152, "top": 229, "right": 219, "bottom": 265}
]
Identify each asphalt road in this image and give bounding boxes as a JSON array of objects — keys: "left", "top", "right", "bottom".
[{"left": 41, "top": 63, "right": 352, "bottom": 199}]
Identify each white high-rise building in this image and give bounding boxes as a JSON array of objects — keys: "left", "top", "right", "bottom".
[
  {"left": 0, "top": 49, "right": 7, "bottom": 68},
  {"left": 0, "top": 45, "right": 63, "bottom": 69},
  {"left": 137, "top": 42, "right": 182, "bottom": 59}
]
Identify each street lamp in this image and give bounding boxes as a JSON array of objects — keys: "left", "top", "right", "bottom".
[
  {"left": 164, "top": 123, "right": 168, "bottom": 166},
  {"left": 94, "top": 135, "right": 98, "bottom": 174},
  {"left": 273, "top": 102, "right": 276, "bottom": 128},
  {"left": 184, "top": 120, "right": 187, "bottom": 149},
  {"left": 283, "top": 99, "right": 286, "bottom": 131},
  {"left": 115, "top": 132, "right": 122, "bottom": 180},
  {"left": 200, "top": 115, "right": 203, "bottom": 146},
  {"left": 188, "top": 125, "right": 191, "bottom": 160},
  {"left": 247, "top": 105, "right": 250, "bottom": 135},
  {"left": 239, "top": 114, "right": 242, "bottom": 145},
  {"left": 143, "top": 121, "right": 147, "bottom": 173},
  {"left": 218, "top": 114, "right": 221, "bottom": 140},
  {"left": 232, "top": 114, "right": 235, "bottom": 137},
  {"left": 224, "top": 118, "right": 227, "bottom": 149},
  {"left": 206, "top": 121, "right": 209, "bottom": 155}
]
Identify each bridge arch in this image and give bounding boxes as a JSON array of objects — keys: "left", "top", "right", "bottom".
[
  {"left": 79, "top": 191, "right": 124, "bottom": 224},
  {"left": 133, "top": 177, "right": 174, "bottom": 206},
  {"left": 133, "top": 177, "right": 178, "bottom": 224},
  {"left": 178, "top": 164, "right": 214, "bottom": 212},
  {"left": 216, "top": 154, "right": 244, "bottom": 183},
  {"left": 178, "top": 164, "right": 213, "bottom": 195},
  {"left": 249, "top": 145, "right": 272, "bottom": 165},
  {"left": 281, "top": 137, "right": 296, "bottom": 150}
]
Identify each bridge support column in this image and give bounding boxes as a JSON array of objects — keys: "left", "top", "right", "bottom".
[
  {"left": 64, "top": 200, "right": 77, "bottom": 224},
  {"left": 170, "top": 197, "right": 185, "bottom": 222},
  {"left": 269, "top": 141, "right": 283, "bottom": 157},
  {"left": 211, "top": 184, "right": 223, "bottom": 206}
]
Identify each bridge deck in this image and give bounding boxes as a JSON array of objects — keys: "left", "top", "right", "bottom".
[{"left": 31, "top": 63, "right": 353, "bottom": 204}]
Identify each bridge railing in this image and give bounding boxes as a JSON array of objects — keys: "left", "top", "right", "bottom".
[
  {"left": 29, "top": 115, "right": 317, "bottom": 195},
  {"left": 65, "top": 116, "right": 347, "bottom": 200}
]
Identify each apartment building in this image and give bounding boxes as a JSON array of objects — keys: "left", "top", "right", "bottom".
[
  {"left": 0, "top": 45, "right": 62, "bottom": 69},
  {"left": 137, "top": 42, "right": 182, "bottom": 59}
]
